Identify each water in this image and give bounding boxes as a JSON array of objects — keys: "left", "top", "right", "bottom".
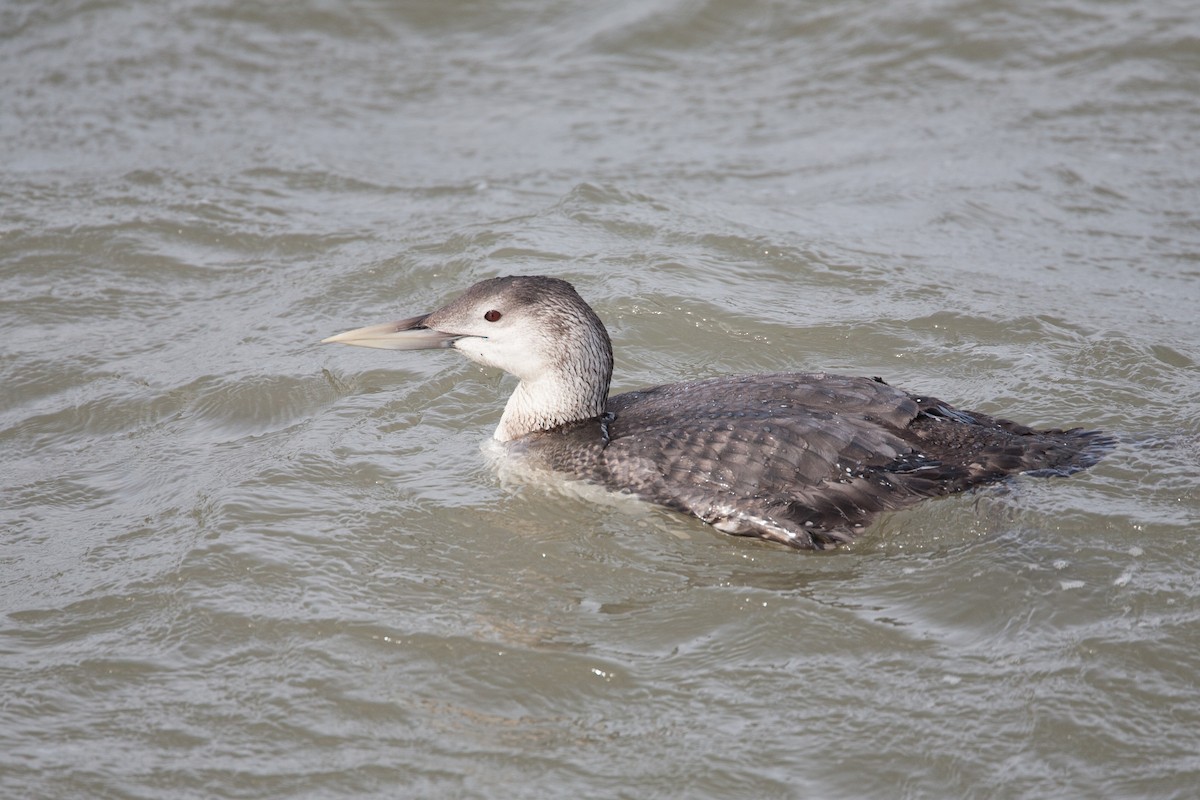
[{"left": 2, "top": 0, "right": 1198, "bottom": 797}]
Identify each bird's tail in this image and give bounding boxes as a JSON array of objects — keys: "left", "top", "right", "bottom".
[{"left": 1013, "top": 426, "right": 1114, "bottom": 477}]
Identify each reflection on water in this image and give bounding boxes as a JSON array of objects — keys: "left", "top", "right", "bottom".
[{"left": 2, "top": 0, "right": 1199, "bottom": 797}]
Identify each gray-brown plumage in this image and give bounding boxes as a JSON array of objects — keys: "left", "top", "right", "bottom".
[{"left": 324, "top": 275, "right": 1109, "bottom": 549}]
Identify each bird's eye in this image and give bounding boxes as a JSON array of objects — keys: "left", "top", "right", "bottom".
[{"left": 484, "top": 310, "right": 502, "bottom": 322}]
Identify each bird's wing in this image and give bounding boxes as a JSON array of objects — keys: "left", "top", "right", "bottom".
[{"left": 598, "top": 375, "right": 964, "bottom": 548}]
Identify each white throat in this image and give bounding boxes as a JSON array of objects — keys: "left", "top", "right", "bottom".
[{"left": 494, "top": 371, "right": 607, "bottom": 442}]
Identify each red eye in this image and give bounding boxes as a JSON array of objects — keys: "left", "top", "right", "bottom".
[{"left": 484, "top": 310, "right": 502, "bottom": 322}]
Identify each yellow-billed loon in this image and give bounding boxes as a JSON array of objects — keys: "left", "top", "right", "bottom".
[{"left": 323, "top": 275, "right": 1108, "bottom": 549}]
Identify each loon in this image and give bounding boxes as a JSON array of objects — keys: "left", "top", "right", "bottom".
[{"left": 323, "top": 275, "right": 1108, "bottom": 549}]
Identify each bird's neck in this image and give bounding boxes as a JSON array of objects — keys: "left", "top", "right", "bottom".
[{"left": 494, "top": 371, "right": 609, "bottom": 442}]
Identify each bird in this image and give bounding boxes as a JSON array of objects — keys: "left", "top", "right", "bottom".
[{"left": 322, "top": 275, "right": 1109, "bottom": 549}]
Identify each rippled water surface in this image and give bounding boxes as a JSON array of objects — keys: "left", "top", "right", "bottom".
[{"left": 3, "top": 1, "right": 1199, "bottom": 798}]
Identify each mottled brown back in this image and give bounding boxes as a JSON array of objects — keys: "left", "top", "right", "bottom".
[{"left": 516, "top": 372, "right": 1109, "bottom": 549}]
